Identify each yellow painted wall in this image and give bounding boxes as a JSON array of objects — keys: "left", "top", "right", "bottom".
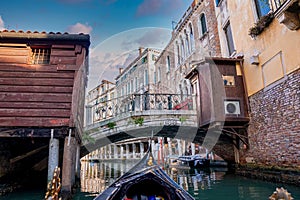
[{"left": 219, "top": 0, "right": 300, "bottom": 96}]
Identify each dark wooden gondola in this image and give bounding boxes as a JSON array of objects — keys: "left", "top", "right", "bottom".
[{"left": 94, "top": 150, "right": 195, "bottom": 200}]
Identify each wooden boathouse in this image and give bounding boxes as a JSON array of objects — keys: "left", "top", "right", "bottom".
[{"left": 0, "top": 30, "right": 90, "bottom": 198}]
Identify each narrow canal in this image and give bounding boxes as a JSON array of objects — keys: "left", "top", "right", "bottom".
[{"left": 2, "top": 160, "right": 299, "bottom": 200}]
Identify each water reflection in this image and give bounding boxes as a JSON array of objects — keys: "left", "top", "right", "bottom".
[
  {"left": 80, "top": 160, "right": 228, "bottom": 198},
  {"left": 81, "top": 160, "right": 138, "bottom": 195}
]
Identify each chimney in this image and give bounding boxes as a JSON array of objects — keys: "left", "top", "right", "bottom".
[
  {"left": 119, "top": 68, "right": 123, "bottom": 74},
  {"left": 192, "top": 0, "right": 198, "bottom": 7},
  {"left": 139, "top": 47, "right": 144, "bottom": 56}
]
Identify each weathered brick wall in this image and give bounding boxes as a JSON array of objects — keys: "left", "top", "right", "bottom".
[
  {"left": 213, "top": 142, "right": 235, "bottom": 163},
  {"left": 241, "top": 69, "right": 300, "bottom": 168}
]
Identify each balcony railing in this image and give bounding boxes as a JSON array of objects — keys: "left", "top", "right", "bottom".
[
  {"left": 272, "top": 0, "right": 288, "bottom": 10},
  {"left": 271, "top": 0, "right": 300, "bottom": 30},
  {"left": 90, "top": 93, "right": 195, "bottom": 123}
]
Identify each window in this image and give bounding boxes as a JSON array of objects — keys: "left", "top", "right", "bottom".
[
  {"left": 144, "top": 70, "right": 148, "bottom": 85},
  {"left": 180, "top": 36, "right": 185, "bottom": 60},
  {"left": 158, "top": 67, "right": 161, "bottom": 82},
  {"left": 127, "top": 83, "right": 130, "bottom": 94},
  {"left": 215, "top": 0, "right": 221, "bottom": 6},
  {"left": 184, "top": 30, "right": 190, "bottom": 55},
  {"left": 131, "top": 80, "right": 134, "bottom": 93},
  {"left": 254, "top": 0, "right": 271, "bottom": 18},
  {"left": 200, "top": 14, "right": 208, "bottom": 35},
  {"left": 189, "top": 24, "right": 195, "bottom": 51},
  {"left": 222, "top": 75, "right": 235, "bottom": 86},
  {"left": 152, "top": 54, "right": 157, "bottom": 61},
  {"left": 142, "top": 56, "right": 148, "bottom": 64},
  {"left": 31, "top": 47, "right": 50, "bottom": 64},
  {"left": 224, "top": 22, "right": 235, "bottom": 56},
  {"left": 154, "top": 71, "right": 157, "bottom": 84},
  {"left": 135, "top": 77, "right": 138, "bottom": 91},
  {"left": 166, "top": 55, "right": 171, "bottom": 72},
  {"left": 176, "top": 42, "right": 180, "bottom": 65}
]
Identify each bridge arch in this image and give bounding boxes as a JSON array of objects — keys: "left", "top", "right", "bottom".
[{"left": 82, "top": 124, "right": 242, "bottom": 165}]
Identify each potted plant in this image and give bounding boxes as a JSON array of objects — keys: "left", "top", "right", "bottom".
[
  {"left": 107, "top": 122, "right": 116, "bottom": 129},
  {"left": 249, "top": 13, "right": 274, "bottom": 38},
  {"left": 134, "top": 117, "right": 144, "bottom": 126}
]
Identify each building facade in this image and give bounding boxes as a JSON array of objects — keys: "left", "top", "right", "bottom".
[
  {"left": 155, "top": 0, "right": 221, "bottom": 95},
  {"left": 114, "top": 48, "right": 160, "bottom": 113},
  {"left": 85, "top": 79, "right": 115, "bottom": 125},
  {"left": 214, "top": 0, "right": 300, "bottom": 168},
  {"left": 115, "top": 48, "right": 160, "bottom": 96}
]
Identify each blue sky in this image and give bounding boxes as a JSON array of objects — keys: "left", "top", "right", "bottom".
[{"left": 0, "top": 0, "right": 193, "bottom": 90}]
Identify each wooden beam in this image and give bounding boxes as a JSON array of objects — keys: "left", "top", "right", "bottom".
[
  {"left": 0, "top": 71, "right": 74, "bottom": 78},
  {"left": 32, "top": 157, "right": 48, "bottom": 171},
  {"left": 0, "top": 102, "right": 71, "bottom": 109},
  {"left": 0, "top": 93, "right": 72, "bottom": 102},
  {"left": 0, "top": 108, "right": 71, "bottom": 117},
  {"left": 0, "top": 127, "right": 69, "bottom": 137},
  {"left": 10, "top": 145, "right": 48, "bottom": 164},
  {"left": 0, "top": 77, "right": 74, "bottom": 86}
]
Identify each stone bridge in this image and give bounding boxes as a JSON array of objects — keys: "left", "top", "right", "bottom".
[{"left": 83, "top": 93, "right": 246, "bottom": 164}]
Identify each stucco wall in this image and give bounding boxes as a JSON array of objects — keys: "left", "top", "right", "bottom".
[{"left": 216, "top": 0, "right": 300, "bottom": 96}]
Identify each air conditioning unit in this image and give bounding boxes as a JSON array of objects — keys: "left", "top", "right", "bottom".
[{"left": 224, "top": 100, "right": 241, "bottom": 115}]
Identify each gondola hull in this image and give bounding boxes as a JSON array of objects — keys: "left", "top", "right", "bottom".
[{"left": 94, "top": 151, "right": 194, "bottom": 200}]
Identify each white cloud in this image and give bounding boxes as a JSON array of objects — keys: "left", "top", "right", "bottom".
[
  {"left": 0, "top": 16, "right": 5, "bottom": 31},
  {"left": 87, "top": 27, "right": 172, "bottom": 91},
  {"left": 66, "top": 22, "right": 92, "bottom": 34}
]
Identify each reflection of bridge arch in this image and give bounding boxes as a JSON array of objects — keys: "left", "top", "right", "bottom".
[{"left": 82, "top": 124, "right": 244, "bottom": 164}]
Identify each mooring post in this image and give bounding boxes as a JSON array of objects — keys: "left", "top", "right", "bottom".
[
  {"left": 75, "top": 143, "right": 81, "bottom": 181},
  {"left": 48, "top": 129, "right": 59, "bottom": 183},
  {"left": 233, "top": 135, "right": 240, "bottom": 164},
  {"left": 61, "top": 129, "right": 77, "bottom": 199}
]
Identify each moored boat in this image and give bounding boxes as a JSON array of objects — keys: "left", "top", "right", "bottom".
[
  {"left": 178, "top": 154, "right": 210, "bottom": 168},
  {"left": 94, "top": 150, "right": 194, "bottom": 200}
]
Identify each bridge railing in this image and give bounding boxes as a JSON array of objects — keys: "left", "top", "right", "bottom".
[{"left": 86, "top": 93, "right": 196, "bottom": 126}]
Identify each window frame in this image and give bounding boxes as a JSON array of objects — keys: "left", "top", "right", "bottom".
[
  {"left": 166, "top": 55, "right": 171, "bottom": 72},
  {"left": 30, "top": 46, "right": 51, "bottom": 65},
  {"left": 199, "top": 13, "right": 208, "bottom": 36},
  {"left": 189, "top": 23, "right": 195, "bottom": 51},
  {"left": 254, "top": 0, "right": 271, "bottom": 19},
  {"left": 223, "top": 22, "right": 235, "bottom": 56}
]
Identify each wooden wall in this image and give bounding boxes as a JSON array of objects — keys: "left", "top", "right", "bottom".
[
  {"left": 0, "top": 43, "right": 88, "bottom": 130},
  {"left": 196, "top": 60, "right": 249, "bottom": 127}
]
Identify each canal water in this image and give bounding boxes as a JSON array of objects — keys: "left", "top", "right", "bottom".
[{"left": 1, "top": 160, "right": 300, "bottom": 200}]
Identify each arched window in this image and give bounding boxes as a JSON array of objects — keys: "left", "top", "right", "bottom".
[
  {"left": 166, "top": 55, "right": 171, "bottom": 72},
  {"left": 176, "top": 42, "right": 180, "bottom": 65},
  {"left": 199, "top": 13, "right": 207, "bottom": 35},
  {"left": 184, "top": 30, "right": 190, "bottom": 56},
  {"left": 158, "top": 67, "right": 161, "bottom": 82},
  {"left": 144, "top": 69, "right": 148, "bottom": 85},
  {"left": 189, "top": 24, "right": 195, "bottom": 51},
  {"left": 180, "top": 36, "right": 185, "bottom": 60},
  {"left": 135, "top": 77, "right": 138, "bottom": 91}
]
